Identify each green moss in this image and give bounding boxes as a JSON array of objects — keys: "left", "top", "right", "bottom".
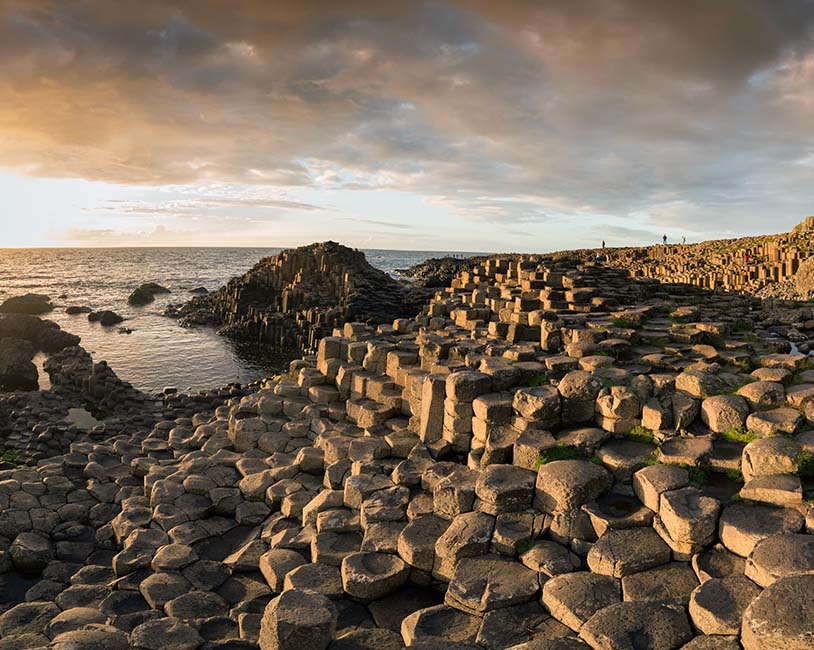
[
  {"left": 627, "top": 425, "right": 654, "bottom": 444},
  {"left": 725, "top": 468, "right": 744, "bottom": 482},
  {"left": 686, "top": 465, "right": 708, "bottom": 488},
  {"left": 528, "top": 374, "right": 550, "bottom": 387},
  {"left": 718, "top": 427, "right": 759, "bottom": 444},
  {"left": 534, "top": 444, "right": 581, "bottom": 470},
  {"left": 797, "top": 450, "right": 814, "bottom": 478},
  {"left": 515, "top": 538, "right": 535, "bottom": 555},
  {"left": 611, "top": 317, "right": 634, "bottom": 329},
  {"left": 0, "top": 448, "right": 24, "bottom": 465},
  {"left": 599, "top": 377, "right": 617, "bottom": 389}
]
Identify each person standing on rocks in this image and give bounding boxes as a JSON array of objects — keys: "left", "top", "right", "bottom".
[
  {"left": 602, "top": 240, "right": 606, "bottom": 249},
  {"left": 662, "top": 234, "right": 667, "bottom": 245},
  {"left": 682, "top": 236, "right": 686, "bottom": 245}
]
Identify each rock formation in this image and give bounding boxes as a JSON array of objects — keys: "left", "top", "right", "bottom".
[
  {"left": 396, "top": 256, "right": 488, "bottom": 287},
  {"left": 170, "top": 241, "right": 428, "bottom": 355},
  {"left": 1, "top": 251, "right": 813, "bottom": 649},
  {"left": 557, "top": 217, "right": 814, "bottom": 300}
]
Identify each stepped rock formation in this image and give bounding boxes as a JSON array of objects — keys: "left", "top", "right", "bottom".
[
  {"left": 2, "top": 249, "right": 814, "bottom": 648},
  {"left": 556, "top": 217, "right": 814, "bottom": 299},
  {"left": 172, "top": 241, "right": 428, "bottom": 354}
]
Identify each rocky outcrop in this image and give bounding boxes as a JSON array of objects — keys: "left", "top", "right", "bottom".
[
  {"left": 170, "top": 241, "right": 428, "bottom": 355},
  {"left": 128, "top": 282, "right": 170, "bottom": 306},
  {"left": 553, "top": 217, "right": 814, "bottom": 300},
  {"left": 0, "top": 314, "right": 81, "bottom": 391},
  {"left": 396, "top": 256, "right": 487, "bottom": 287}
]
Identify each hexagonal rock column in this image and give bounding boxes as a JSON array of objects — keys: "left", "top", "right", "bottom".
[
  {"left": 259, "top": 588, "right": 337, "bottom": 650},
  {"left": 341, "top": 551, "right": 409, "bottom": 601},
  {"left": 534, "top": 460, "right": 612, "bottom": 514},
  {"left": 580, "top": 602, "right": 692, "bottom": 650},
  {"left": 475, "top": 464, "right": 536, "bottom": 515},
  {"left": 718, "top": 503, "right": 804, "bottom": 557},
  {"left": 741, "top": 574, "right": 814, "bottom": 650},
  {"left": 445, "top": 555, "right": 539, "bottom": 616},
  {"left": 744, "top": 533, "right": 814, "bottom": 587},
  {"left": 688, "top": 575, "right": 761, "bottom": 635},
  {"left": 541, "top": 572, "right": 621, "bottom": 632},
  {"left": 587, "top": 527, "right": 671, "bottom": 578},
  {"left": 653, "top": 487, "right": 720, "bottom": 559},
  {"left": 557, "top": 371, "right": 603, "bottom": 424}
]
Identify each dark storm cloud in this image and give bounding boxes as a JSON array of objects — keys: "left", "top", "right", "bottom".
[{"left": 1, "top": 0, "right": 813, "bottom": 234}]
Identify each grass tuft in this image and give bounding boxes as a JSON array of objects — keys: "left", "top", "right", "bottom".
[
  {"left": 718, "top": 427, "right": 759, "bottom": 444},
  {"left": 686, "top": 465, "right": 708, "bottom": 488},
  {"left": 627, "top": 425, "right": 654, "bottom": 444},
  {"left": 798, "top": 450, "right": 814, "bottom": 478},
  {"left": 534, "top": 444, "right": 581, "bottom": 470},
  {"left": 528, "top": 374, "right": 550, "bottom": 387}
]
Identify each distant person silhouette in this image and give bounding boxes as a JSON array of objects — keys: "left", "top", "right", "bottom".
[
  {"left": 601, "top": 240, "right": 606, "bottom": 249},
  {"left": 682, "top": 236, "right": 686, "bottom": 245},
  {"left": 662, "top": 234, "right": 667, "bottom": 245}
]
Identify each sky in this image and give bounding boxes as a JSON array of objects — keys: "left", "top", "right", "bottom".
[{"left": 1, "top": 0, "right": 813, "bottom": 252}]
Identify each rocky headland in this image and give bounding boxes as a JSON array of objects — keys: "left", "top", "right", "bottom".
[
  {"left": 168, "top": 241, "right": 431, "bottom": 357},
  {"left": 2, "top": 228, "right": 814, "bottom": 649}
]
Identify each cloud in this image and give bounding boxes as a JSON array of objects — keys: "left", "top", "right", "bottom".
[
  {"left": 1, "top": 0, "right": 814, "bottom": 238},
  {"left": 339, "top": 217, "right": 412, "bottom": 229}
]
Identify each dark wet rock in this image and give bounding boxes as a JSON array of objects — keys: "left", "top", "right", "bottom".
[
  {"left": 66, "top": 305, "right": 92, "bottom": 315},
  {"left": 0, "top": 337, "right": 38, "bottom": 391},
  {"left": 0, "top": 293, "right": 52, "bottom": 315},
  {"left": 88, "top": 310, "right": 124, "bottom": 326}
]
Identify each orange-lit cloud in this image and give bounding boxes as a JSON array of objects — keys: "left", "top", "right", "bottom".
[{"left": 1, "top": 0, "right": 813, "bottom": 241}]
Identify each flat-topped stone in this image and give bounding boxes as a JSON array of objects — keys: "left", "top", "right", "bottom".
[
  {"left": 587, "top": 527, "right": 671, "bottom": 578},
  {"left": 688, "top": 575, "right": 761, "bottom": 635},
  {"left": 741, "top": 574, "right": 814, "bottom": 650},
  {"left": 541, "top": 572, "right": 621, "bottom": 632},
  {"left": 445, "top": 555, "right": 539, "bottom": 615},
  {"left": 580, "top": 602, "right": 692, "bottom": 650}
]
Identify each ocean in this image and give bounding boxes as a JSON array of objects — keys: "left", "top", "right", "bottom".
[{"left": 0, "top": 247, "right": 479, "bottom": 393}]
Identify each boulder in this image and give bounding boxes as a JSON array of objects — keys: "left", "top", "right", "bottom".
[{"left": 9, "top": 532, "right": 52, "bottom": 575}]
